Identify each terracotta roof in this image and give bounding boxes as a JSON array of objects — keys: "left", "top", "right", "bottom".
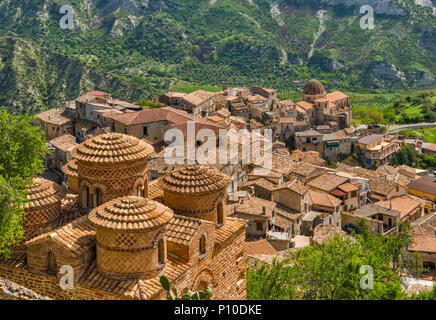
[
  {"left": 410, "top": 235, "right": 436, "bottom": 253},
  {"left": 275, "top": 179, "right": 309, "bottom": 195},
  {"left": 78, "top": 258, "right": 189, "bottom": 299},
  {"left": 161, "top": 165, "right": 231, "bottom": 195},
  {"left": 307, "top": 173, "right": 349, "bottom": 192},
  {"left": 148, "top": 179, "right": 164, "bottom": 202},
  {"left": 407, "top": 176, "right": 436, "bottom": 196},
  {"left": 49, "top": 134, "right": 77, "bottom": 153},
  {"left": 330, "top": 189, "right": 346, "bottom": 197},
  {"left": 25, "top": 216, "right": 95, "bottom": 257},
  {"left": 166, "top": 215, "right": 212, "bottom": 246},
  {"left": 308, "top": 189, "right": 342, "bottom": 208},
  {"left": 411, "top": 212, "right": 436, "bottom": 236},
  {"left": 296, "top": 101, "right": 314, "bottom": 111},
  {"left": 246, "top": 239, "right": 277, "bottom": 255},
  {"left": 241, "top": 178, "right": 278, "bottom": 191},
  {"left": 36, "top": 108, "right": 73, "bottom": 126},
  {"left": 295, "top": 129, "right": 322, "bottom": 137},
  {"left": 326, "top": 91, "right": 348, "bottom": 102},
  {"left": 368, "top": 178, "right": 398, "bottom": 196},
  {"left": 424, "top": 144, "right": 436, "bottom": 152},
  {"left": 110, "top": 106, "right": 223, "bottom": 132},
  {"left": 338, "top": 182, "right": 359, "bottom": 193},
  {"left": 214, "top": 217, "right": 245, "bottom": 246},
  {"left": 24, "top": 178, "right": 66, "bottom": 211},
  {"left": 88, "top": 196, "right": 173, "bottom": 231},
  {"left": 183, "top": 90, "right": 217, "bottom": 105},
  {"left": 376, "top": 195, "right": 424, "bottom": 219},
  {"left": 88, "top": 90, "right": 110, "bottom": 97},
  {"left": 62, "top": 159, "right": 78, "bottom": 177},
  {"left": 71, "top": 133, "right": 154, "bottom": 164}
]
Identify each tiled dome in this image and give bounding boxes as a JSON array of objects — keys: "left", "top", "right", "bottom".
[
  {"left": 24, "top": 178, "right": 66, "bottom": 210},
  {"left": 71, "top": 133, "right": 154, "bottom": 164},
  {"left": 62, "top": 159, "right": 78, "bottom": 177},
  {"left": 161, "top": 165, "right": 231, "bottom": 195},
  {"left": 303, "top": 79, "right": 325, "bottom": 95},
  {"left": 88, "top": 196, "right": 173, "bottom": 231}
]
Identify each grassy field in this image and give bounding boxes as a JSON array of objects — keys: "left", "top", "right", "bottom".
[
  {"left": 398, "top": 127, "right": 436, "bottom": 143},
  {"left": 170, "top": 81, "right": 223, "bottom": 93}
]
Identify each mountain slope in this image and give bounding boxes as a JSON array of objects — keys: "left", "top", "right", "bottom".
[
  {"left": 0, "top": 0, "right": 435, "bottom": 112},
  {"left": 0, "top": 37, "right": 151, "bottom": 114}
]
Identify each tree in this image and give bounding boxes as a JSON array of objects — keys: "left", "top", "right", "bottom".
[
  {"left": 247, "top": 221, "right": 432, "bottom": 300},
  {"left": 389, "top": 144, "right": 420, "bottom": 167},
  {"left": 0, "top": 111, "right": 49, "bottom": 256}
]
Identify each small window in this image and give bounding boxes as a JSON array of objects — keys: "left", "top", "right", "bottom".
[
  {"left": 124, "top": 128, "right": 127, "bottom": 134},
  {"left": 143, "top": 126, "right": 148, "bottom": 136},
  {"left": 256, "top": 222, "right": 263, "bottom": 231},
  {"left": 158, "top": 239, "right": 165, "bottom": 265},
  {"left": 217, "top": 202, "right": 224, "bottom": 225},
  {"left": 199, "top": 235, "right": 206, "bottom": 259},
  {"left": 47, "top": 252, "right": 57, "bottom": 275}
]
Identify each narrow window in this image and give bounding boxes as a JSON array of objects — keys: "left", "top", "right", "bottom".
[
  {"left": 143, "top": 126, "right": 148, "bottom": 136},
  {"left": 199, "top": 235, "right": 206, "bottom": 259},
  {"left": 158, "top": 239, "right": 165, "bottom": 265},
  {"left": 96, "top": 188, "right": 103, "bottom": 206},
  {"left": 47, "top": 251, "right": 57, "bottom": 275},
  {"left": 87, "top": 186, "right": 93, "bottom": 209},
  {"left": 217, "top": 202, "right": 224, "bottom": 225}
]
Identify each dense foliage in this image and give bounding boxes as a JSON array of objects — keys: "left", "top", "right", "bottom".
[
  {"left": 0, "top": 110, "right": 48, "bottom": 256},
  {"left": 160, "top": 275, "right": 212, "bottom": 300},
  {"left": 0, "top": 0, "right": 435, "bottom": 112},
  {"left": 247, "top": 221, "right": 436, "bottom": 300},
  {"left": 390, "top": 144, "right": 436, "bottom": 170}
]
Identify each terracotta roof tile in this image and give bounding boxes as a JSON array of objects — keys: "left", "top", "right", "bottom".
[
  {"left": 89, "top": 196, "right": 173, "bottom": 231},
  {"left": 246, "top": 239, "right": 277, "bottom": 255}
]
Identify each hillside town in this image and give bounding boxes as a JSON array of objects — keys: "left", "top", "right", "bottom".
[{"left": 0, "top": 80, "right": 435, "bottom": 300}]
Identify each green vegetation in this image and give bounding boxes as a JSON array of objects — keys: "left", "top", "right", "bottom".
[
  {"left": 390, "top": 144, "right": 436, "bottom": 170},
  {"left": 247, "top": 221, "right": 435, "bottom": 300},
  {"left": 0, "top": 111, "right": 49, "bottom": 256},
  {"left": 399, "top": 127, "right": 436, "bottom": 143},
  {"left": 0, "top": 1, "right": 434, "bottom": 113},
  {"left": 160, "top": 275, "right": 212, "bottom": 300}
]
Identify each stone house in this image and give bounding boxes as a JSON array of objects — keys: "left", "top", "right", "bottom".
[
  {"left": 375, "top": 195, "right": 425, "bottom": 224},
  {"left": 46, "top": 134, "right": 78, "bottom": 172},
  {"left": 322, "top": 130, "right": 352, "bottom": 162},
  {"left": 179, "top": 90, "right": 218, "bottom": 117},
  {"left": 356, "top": 134, "right": 401, "bottom": 169},
  {"left": 110, "top": 106, "right": 224, "bottom": 146},
  {"left": 36, "top": 108, "right": 74, "bottom": 141},
  {"left": 295, "top": 130, "right": 324, "bottom": 154},
  {"left": 410, "top": 213, "right": 436, "bottom": 274}
]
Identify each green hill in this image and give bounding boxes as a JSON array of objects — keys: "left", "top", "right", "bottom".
[{"left": 0, "top": 0, "right": 435, "bottom": 111}]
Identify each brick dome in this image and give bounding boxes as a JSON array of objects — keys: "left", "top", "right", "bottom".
[
  {"left": 24, "top": 178, "right": 65, "bottom": 211},
  {"left": 88, "top": 196, "right": 173, "bottom": 231},
  {"left": 71, "top": 133, "right": 154, "bottom": 164},
  {"left": 89, "top": 196, "right": 173, "bottom": 280},
  {"left": 62, "top": 159, "right": 77, "bottom": 177},
  {"left": 73, "top": 133, "right": 154, "bottom": 209},
  {"left": 161, "top": 165, "right": 231, "bottom": 195},
  {"left": 303, "top": 79, "right": 326, "bottom": 96}
]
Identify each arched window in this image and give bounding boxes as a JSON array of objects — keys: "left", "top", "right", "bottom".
[
  {"left": 158, "top": 239, "right": 165, "bottom": 265},
  {"left": 217, "top": 202, "right": 224, "bottom": 226},
  {"left": 199, "top": 235, "right": 206, "bottom": 259},
  {"left": 96, "top": 188, "right": 103, "bottom": 206},
  {"left": 47, "top": 251, "right": 57, "bottom": 275}
]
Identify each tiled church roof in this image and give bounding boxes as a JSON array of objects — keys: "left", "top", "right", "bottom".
[
  {"left": 24, "top": 178, "right": 66, "bottom": 211},
  {"left": 161, "top": 165, "right": 231, "bottom": 195},
  {"left": 71, "top": 133, "right": 154, "bottom": 164},
  {"left": 88, "top": 196, "right": 173, "bottom": 231},
  {"left": 167, "top": 215, "right": 213, "bottom": 246},
  {"left": 62, "top": 159, "right": 78, "bottom": 177}
]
